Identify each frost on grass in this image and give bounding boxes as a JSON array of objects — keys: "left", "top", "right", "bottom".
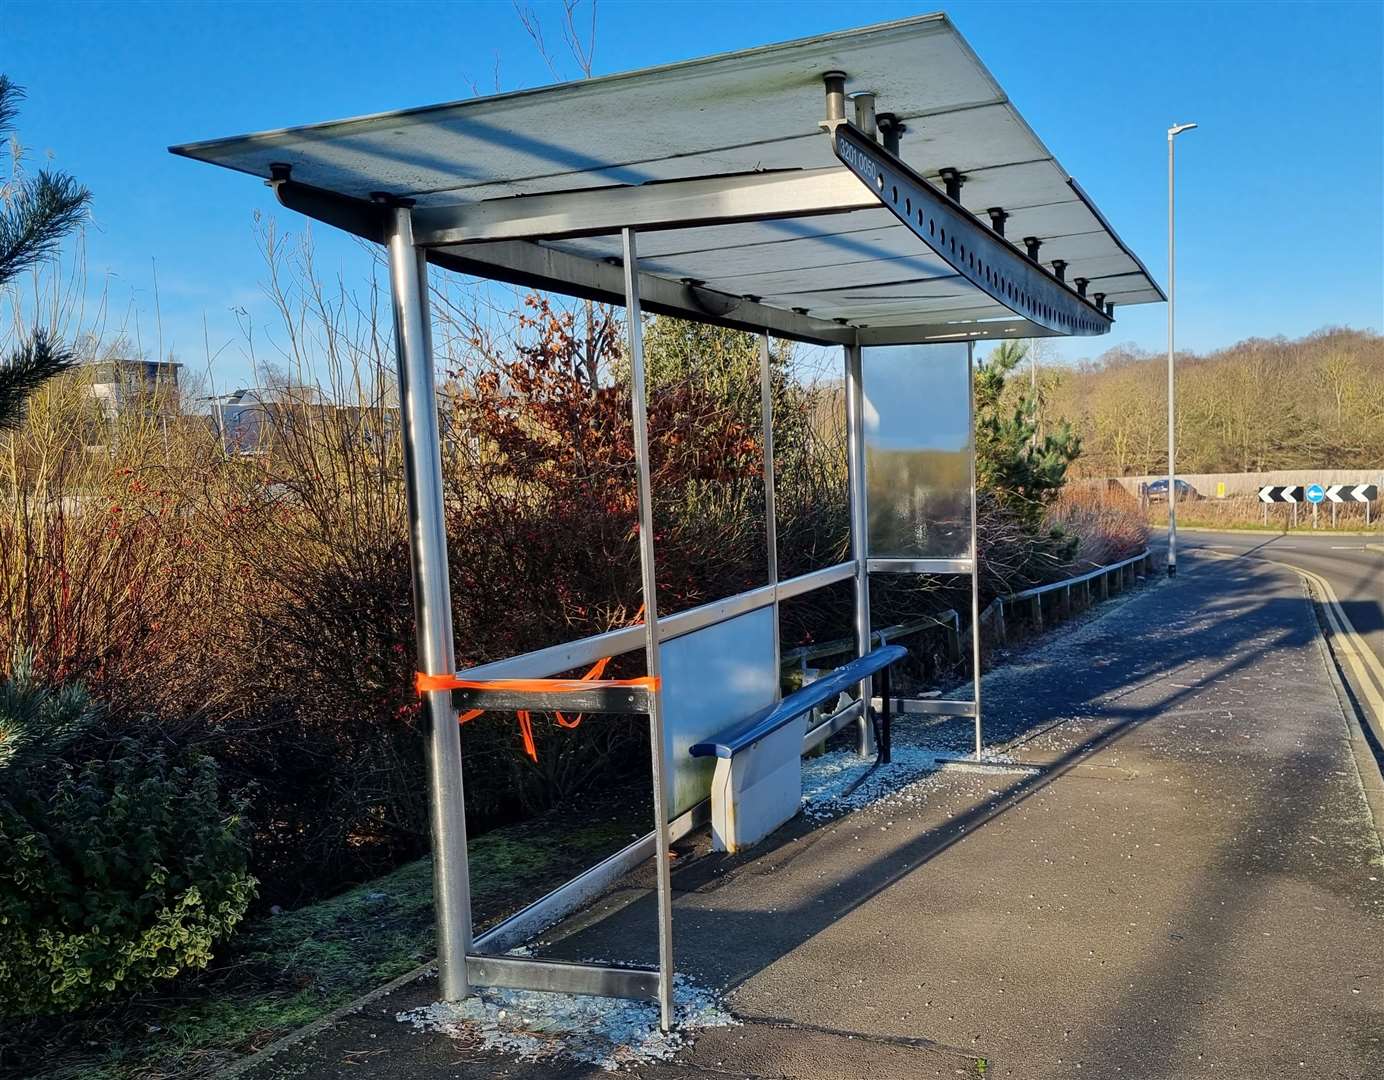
[{"left": 398, "top": 973, "right": 736, "bottom": 1072}]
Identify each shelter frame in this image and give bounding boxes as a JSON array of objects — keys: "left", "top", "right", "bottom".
[
  {"left": 171, "top": 18, "right": 1161, "bottom": 1032},
  {"left": 381, "top": 206, "right": 986, "bottom": 1031}
]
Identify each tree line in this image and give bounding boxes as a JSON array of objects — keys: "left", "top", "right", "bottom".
[{"left": 1023, "top": 327, "right": 1384, "bottom": 477}]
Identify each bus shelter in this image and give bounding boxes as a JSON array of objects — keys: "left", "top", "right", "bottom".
[{"left": 173, "top": 14, "right": 1162, "bottom": 1032}]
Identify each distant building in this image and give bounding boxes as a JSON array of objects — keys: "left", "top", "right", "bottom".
[
  {"left": 207, "top": 387, "right": 310, "bottom": 455},
  {"left": 206, "top": 386, "right": 399, "bottom": 456},
  {"left": 85, "top": 359, "right": 182, "bottom": 421}
]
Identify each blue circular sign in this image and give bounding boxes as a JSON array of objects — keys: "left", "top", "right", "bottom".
[{"left": 1305, "top": 483, "right": 1325, "bottom": 504}]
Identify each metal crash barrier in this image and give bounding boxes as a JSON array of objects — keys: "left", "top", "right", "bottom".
[{"left": 172, "top": 15, "right": 1163, "bottom": 1030}]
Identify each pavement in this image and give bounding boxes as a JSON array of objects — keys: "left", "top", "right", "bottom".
[{"left": 242, "top": 549, "right": 1384, "bottom": 1080}]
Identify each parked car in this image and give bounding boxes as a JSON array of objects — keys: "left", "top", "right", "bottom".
[{"left": 1144, "top": 478, "right": 1202, "bottom": 502}]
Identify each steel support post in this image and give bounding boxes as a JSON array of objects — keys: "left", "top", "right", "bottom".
[
  {"left": 386, "top": 208, "right": 471, "bottom": 1000},
  {"left": 968, "top": 342, "right": 983, "bottom": 760},
  {"left": 759, "top": 332, "right": 782, "bottom": 690},
  {"left": 621, "top": 228, "right": 677, "bottom": 1032},
  {"left": 844, "top": 340, "right": 876, "bottom": 757}
]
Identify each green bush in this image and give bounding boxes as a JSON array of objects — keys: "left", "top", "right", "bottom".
[{"left": 0, "top": 661, "right": 255, "bottom": 1017}]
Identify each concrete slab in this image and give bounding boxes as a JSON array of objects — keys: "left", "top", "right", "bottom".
[{"left": 244, "top": 554, "right": 1383, "bottom": 1080}]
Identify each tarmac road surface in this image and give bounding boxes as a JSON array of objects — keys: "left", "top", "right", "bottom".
[{"left": 1164, "top": 528, "right": 1384, "bottom": 755}]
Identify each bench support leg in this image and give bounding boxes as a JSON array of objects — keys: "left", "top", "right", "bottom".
[
  {"left": 878, "top": 664, "right": 892, "bottom": 764},
  {"left": 708, "top": 722, "right": 805, "bottom": 854}
]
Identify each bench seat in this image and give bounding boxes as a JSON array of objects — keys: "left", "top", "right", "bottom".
[
  {"left": 688, "top": 644, "right": 907, "bottom": 852},
  {"left": 690, "top": 644, "right": 907, "bottom": 758}
]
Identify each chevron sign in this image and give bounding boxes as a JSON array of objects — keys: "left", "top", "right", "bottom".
[
  {"left": 1324, "top": 483, "right": 1378, "bottom": 503},
  {"left": 1259, "top": 483, "right": 1378, "bottom": 503}
]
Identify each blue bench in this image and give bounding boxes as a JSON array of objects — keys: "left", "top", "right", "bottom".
[{"left": 688, "top": 644, "right": 907, "bottom": 851}]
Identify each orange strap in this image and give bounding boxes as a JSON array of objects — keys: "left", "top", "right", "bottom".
[
  {"left": 415, "top": 665, "right": 657, "bottom": 764},
  {"left": 415, "top": 672, "right": 658, "bottom": 694},
  {"left": 418, "top": 605, "right": 648, "bottom": 762},
  {"left": 517, "top": 711, "right": 537, "bottom": 761},
  {"left": 555, "top": 655, "right": 611, "bottom": 729}
]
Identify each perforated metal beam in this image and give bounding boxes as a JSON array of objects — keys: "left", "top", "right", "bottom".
[{"left": 831, "top": 123, "right": 1113, "bottom": 336}]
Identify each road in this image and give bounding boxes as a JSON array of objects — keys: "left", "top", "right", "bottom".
[{"left": 1163, "top": 528, "right": 1384, "bottom": 751}]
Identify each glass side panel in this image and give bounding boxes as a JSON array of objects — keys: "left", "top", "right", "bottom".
[
  {"left": 658, "top": 604, "right": 778, "bottom": 819},
  {"left": 862, "top": 342, "right": 973, "bottom": 560}
]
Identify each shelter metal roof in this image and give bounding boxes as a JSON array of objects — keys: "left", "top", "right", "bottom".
[{"left": 171, "top": 14, "right": 1163, "bottom": 346}]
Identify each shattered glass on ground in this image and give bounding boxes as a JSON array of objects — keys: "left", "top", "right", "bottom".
[{"left": 398, "top": 972, "right": 737, "bottom": 1072}]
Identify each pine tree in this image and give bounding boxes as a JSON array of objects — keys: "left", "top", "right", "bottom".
[
  {"left": 976, "top": 340, "right": 1082, "bottom": 530},
  {"left": 0, "top": 77, "right": 90, "bottom": 431}
]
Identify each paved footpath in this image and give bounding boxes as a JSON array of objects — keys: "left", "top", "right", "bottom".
[{"left": 249, "top": 551, "right": 1384, "bottom": 1079}]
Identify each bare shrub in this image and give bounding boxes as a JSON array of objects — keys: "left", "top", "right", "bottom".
[
  {"left": 1045, "top": 481, "right": 1150, "bottom": 567},
  {"left": 1, "top": 215, "right": 1158, "bottom": 908}
]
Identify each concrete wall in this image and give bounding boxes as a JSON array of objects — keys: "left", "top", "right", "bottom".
[{"left": 1105, "top": 469, "right": 1384, "bottom": 499}]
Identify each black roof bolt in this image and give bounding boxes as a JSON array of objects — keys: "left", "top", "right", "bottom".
[
  {"left": 877, "top": 113, "right": 906, "bottom": 156},
  {"left": 987, "top": 208, "right": 1008, "bottom": 237},
  {"left": 1024, "top": 236, "right": 1042, "bottom": 260},
  {"left": 938, "top": 167, "right": 965, "bottom": 201},
  {"left": 1074, "top": 277, "right": 1089, "bottom": 297},
  {"left": 1051, "top": 259, "right": 1067, "bottom": 282}
]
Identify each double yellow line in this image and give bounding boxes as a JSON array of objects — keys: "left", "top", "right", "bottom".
[
  {"left": 1278, "top": 560, "right": 1384, "bottom": 725},
  {"left": 1199, "top": 548, "right": 1384, "bottom": 726}
]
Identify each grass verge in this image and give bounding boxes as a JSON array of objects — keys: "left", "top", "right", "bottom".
[
  {"left": 1143, "top": 501, "right": 1381, "bottom": 534},
  {"left": 3, "top": 798, "right": 645, "bottom": 1080}
]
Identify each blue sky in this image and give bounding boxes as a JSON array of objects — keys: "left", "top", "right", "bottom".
[{"left": 5, "top": 0, "right": 1382, "bottom": 389}]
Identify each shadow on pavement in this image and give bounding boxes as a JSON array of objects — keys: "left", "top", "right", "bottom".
[{"left": 541, "top": 556, "right": 1325, "bottom": 1000}]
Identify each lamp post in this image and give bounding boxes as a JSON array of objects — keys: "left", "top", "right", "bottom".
[{"left": 1166, "top": 121, "right": 1196, "bottom": 577}]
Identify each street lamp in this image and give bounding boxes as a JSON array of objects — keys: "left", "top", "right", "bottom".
[{"left": 1166, "top": 121, "right": 1196, "bottom": 577}]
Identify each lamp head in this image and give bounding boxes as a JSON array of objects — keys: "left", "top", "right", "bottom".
[{"left": 1168, "top": 122, "right": 1198, "bottom": 139}]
